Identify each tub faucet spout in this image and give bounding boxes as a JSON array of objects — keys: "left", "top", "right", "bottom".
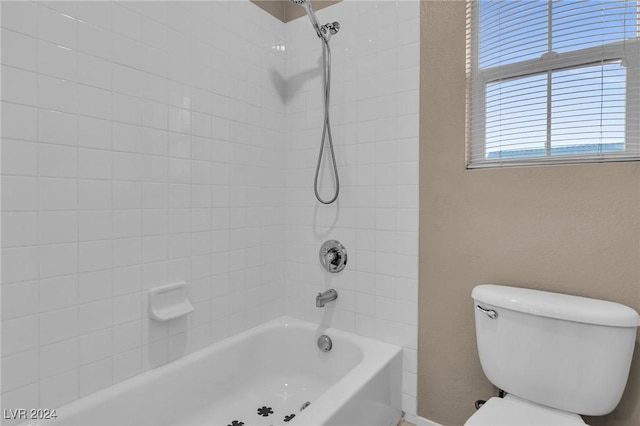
[{"left": 316, "top": 289, "right": 338, "bottom": 307}]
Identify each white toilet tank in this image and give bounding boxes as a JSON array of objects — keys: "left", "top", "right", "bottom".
[{"left": 473, "top": 285, "right": 640, "bottom": 416}]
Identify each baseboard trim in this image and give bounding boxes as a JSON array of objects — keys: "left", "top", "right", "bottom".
[{"left": 404, "top": 413, "right": 443, "bottom": 426}]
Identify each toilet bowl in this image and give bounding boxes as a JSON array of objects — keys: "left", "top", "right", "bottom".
[{"left": 466, "top": 285, "right": 639, "bottom": 425}]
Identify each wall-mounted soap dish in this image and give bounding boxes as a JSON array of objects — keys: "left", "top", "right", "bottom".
[{"left": 148, "top": 281, "right": 194, "bottom": 321}]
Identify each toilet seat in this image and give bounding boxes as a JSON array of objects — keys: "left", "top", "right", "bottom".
[{"left": 464, "top": 395, "right": 587, "bottom": 426}]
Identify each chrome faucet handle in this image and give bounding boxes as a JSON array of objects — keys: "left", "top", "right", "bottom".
[
  {"left": 326, "top": 248, "right": 340, "bottom": 265},
  {"left": 319, "top": 240, "right": 347, "bottom": 273}
]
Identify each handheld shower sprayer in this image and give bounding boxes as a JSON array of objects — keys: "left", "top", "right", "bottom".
[
  {"left": 291, "top": 0, "right": 341, "bottom": 41},
  {"left": 290, "top": 0, "right": 341, "bottom": 204},
  {"left": 290, "top": 0, "right": 324, "bottom": 39}
]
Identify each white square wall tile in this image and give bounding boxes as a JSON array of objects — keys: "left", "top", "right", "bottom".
[
  {"left": 38, "top": 144, "right": 78, "bottom": 177},
  {"left": 1, "top": 28, "right": 37, "bottom": 71},
  {"left": 38, "top": 40, "right": 77, "bottom": 81},
  {"left": 40, "top": 370, "right": 78, "bottom": 409},
  {"left": 110, "top": 33, "right": 143, "bottom": 69},
  {"left": 113, "top": 238, "right": 142, "bottom": 268},
  {"left": 142, "top": 210, "right": 167, "bottom": 236},
  {"left": 39, "top": 211, "right": 78, "bottom": 244},
  {"left": 113, "top": 211, "right": 142, "bottom": 238},
  {"left": 396, "top": 300, "right": 417, "bottom": 325},
  {"left": 39, "top": 307, "right": 78, "bottom": 346},
  {"left": 112, "top": 4, "right": 142, "bottom": 41},
  {"left": 113, "top": 320, "right": 142, "bottom": 354},
  {"left": 76, "top": 1, "right": 112, "bottom": 30},
  {"left": 403, "top": 348, "right": 418, "bottom": 374},
  {"left": 78, "top": 52, "right": 111, "bottom": 89},
  {"left": 38, "top": 74, "right": 78, "bottom": 114},
  {"left": 79, "top": 211, "right": 113, "bottom": 242},
  {"left": 39, "top": 338, "right": 78, "bottom": 379},
  {"left": 142, "top": 183, "right": 168, "bottom": 209},
  {"left": 2, "top": 176, "right": 38, "bottom": 212},
  {"left": 141, "top": 16, "right": 168, "bottom": 50},
  {"left": 1, "top": 315, "right": 38, "bottom": 356},
  {"left": 113, "top": 123, "right": 142, "bottom": 154},
  {"left": 402, "top": 394, "right": 417, "bottom": 419},
  {"left": 113, "top": 93, "right": 142, "bottom": 126},
  {"left": 39, "top": 178, "right": 78, "bottom": 211},
  {"left": 78, "top": 149, "right": 112, "bottom": 180},
  {"left": 395, "top": 323, "right": 418, "bottom": 350},
  {"left": 1, "top": 247, "right": 39, "bottom": 284},
  {"left": 78, "top": 116, "right": 111, "bottom": 150},
  {"left": 402, "top": 371, "right": 418, "bottom": 397},
  {"left": 1, "top": 103, "right": 38, "bottom": 141},
  {"left": 79, "top": 329, "right": 112, "bottom": 366},
  {"left": 113, "top": 265, "right": 142, "bottom": 297},
  {"left": 39, "top": 275, "right": 78, "bottom": 312},
  {"left": 142, "top": 155, "right": 168, "bottom": 183},
  {"left": 1, "top": 66, "right": 38, "bottom": 106},
  {"left": 112, "top": 181, "right": 142, "bottom": 210},
  {"left": 112, "top": 293, "right": 142, "bottom": 325},
  {"left": 79, "top": 240, "right": 113, "bottom": 273},
  {"left": 1, "top": 384, "right": 39, "bottom": 418},
  {"left": 79, "top": 180, "right": 112, "bottom": 210},
  {"left": 1, "top": 0, "right": 38, "bottom": 34},
  {"left": 142, "top": 235, "right": 167, "bottom": 263},
  {"left": 79, "top": 269, "right": 113, "bottom": 304},
  {"left": 1, "top": 281, "right": 39, "bottom": 320},
  {"left": 2, "top": 139, "right": 38, "bottom": 176},
  {"left": 142, "top": 128, "right": 168, "bottom": 156},
  {"left": 1, "top": 349, "right": 38, "bottom": 392},
  {"left": 2, "top": 212, "right": 38, "bottom": 248},
  {"left": 78, "top": 299, "right": 113, "bottom": 335},
  {"left": 113, "top": 348, "right": 142, "bottom": 383},
  {"left": 37, "top": 3, "right": 77, "bottom": 49},
  {"left": 78, "top": 85, "right": 111, "bottom": 120},
  {"left": 39, "top": 243, "right": 78, "bottom": 279},
  {"left": 112, "top": 65, "right": 146, "bottom": 99}
]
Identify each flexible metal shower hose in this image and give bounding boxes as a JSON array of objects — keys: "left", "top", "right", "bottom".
[{"left": 314, "top": 38, "right": 340, "bottom": 205}]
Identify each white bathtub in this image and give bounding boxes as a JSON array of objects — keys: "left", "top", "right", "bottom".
[{"left": 23, "top": 317, "right": 403, "bottom": 426}]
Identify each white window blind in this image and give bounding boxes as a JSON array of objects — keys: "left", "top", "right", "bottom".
[{"left": 466, "top": 0, "right": 640, "bottom": 168}]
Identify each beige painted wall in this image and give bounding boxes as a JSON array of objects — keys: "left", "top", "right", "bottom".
[
  {"left": 417, "top": 1, "right": 640, "bottom": 425},
  {"left": 251, "top": 0, "right": 286, "bottom": 21},
  {"left": 250, "top": 0, "right": 341, "bottom": 23}
]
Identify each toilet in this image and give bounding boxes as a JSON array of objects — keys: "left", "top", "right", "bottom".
[{"left": 466, "top": 284, "right": 640, "bottom": 425}]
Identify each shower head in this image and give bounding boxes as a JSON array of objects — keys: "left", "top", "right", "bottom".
[{"left": 289, "top": 0, "right": 324, "bottom": 39}]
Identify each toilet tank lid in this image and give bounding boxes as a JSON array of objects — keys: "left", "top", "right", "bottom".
[{"left": 472, "top": 284, "right": 640, "bottom": 327}]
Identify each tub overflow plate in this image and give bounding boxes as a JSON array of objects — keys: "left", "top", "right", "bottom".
[{"left": 317, "top": 335, "right": 332, "bottom": 352}]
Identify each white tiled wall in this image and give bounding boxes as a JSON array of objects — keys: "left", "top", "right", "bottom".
[
  {"left": 1, "top": 0, "right": 420, "bottom": 418},
  {"left": 1, "top": 0, "right": 287, "bottom": 414},
  {"left": 283, "top": 0, "right": 420, "bottom": 415}
]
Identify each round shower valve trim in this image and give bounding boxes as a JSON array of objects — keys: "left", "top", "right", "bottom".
[{"left": 319, "top": 240, "right": 347, "bottom": 273}]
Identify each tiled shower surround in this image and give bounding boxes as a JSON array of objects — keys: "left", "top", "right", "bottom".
[
  {"left": 283, "top": 1, "right": 419, "bottom": 413},
  {"left": 1, "top": 0, "right": 419, "bottom": 419}
]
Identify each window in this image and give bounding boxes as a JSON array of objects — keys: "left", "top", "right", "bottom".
[{"left": 466, "top": 0, "right": 640, "bottom": 168}]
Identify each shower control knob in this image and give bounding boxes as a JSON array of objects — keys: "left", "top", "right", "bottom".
[{"left": 319, "top": 240, "right": 347, "bottom": 273}]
